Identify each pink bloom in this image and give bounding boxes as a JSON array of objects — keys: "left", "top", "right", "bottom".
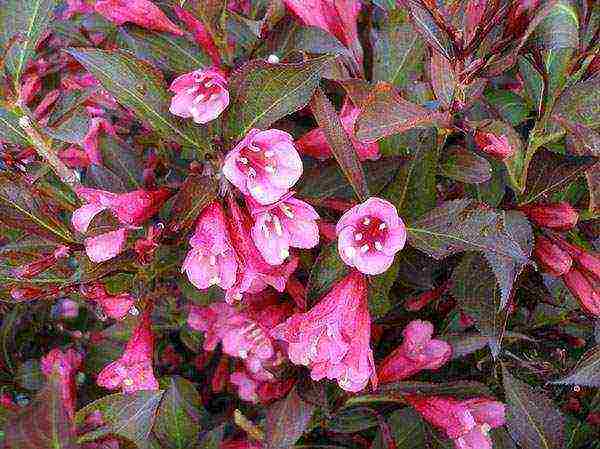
[
  {"left": 173, "top": 7, "right": 221, "bottom": 66},
  {"left": 336, "top": 197, "right": 407, "bottom": 275},
  {"left": 563, "top": 268, "right": 600, "bottom": 316},
  {"left": 84, "top": 228, "right": 128, "bottom": 263},
  {"left": 182, "top": 201, "right": 238, "bottom": 290},
  {"left": 223, "top": 129, "right": 303, "bottom": 205},
  {"left": 82, "top": 117, "right": 117, "bottom": 165},
  {"left": 519, "top": 202, "right": 579, "bottom": 231},
  {"left": 533, "top": 235, "right": 573, "bottom": 277},
  {"left": 474, "top": 131, "right": 515, "bottom": 160},
  {"left": 62, "top": 0, "right": 95, "bottom": 19},
  {"left": 225, "top": 197, "right": 298, "bottom": 302},
  {"left": 230, "top": 369, "right": 294, "bottom": 403},
  {"left": 283, "top": 0, "right": 363, "bottom": 67},
  {"left": 407, "top": 395, "right": 505, "bottom": 449},
  {"left": 95, "top": 0, "right": 183, "bottom": 36},
  {"left": 273, "top": 271, "right": 376, "bottom": 392},
  {"left": 80, "top": 283, "right": 136, "bottom": 320},
  {"left": 378, "top": 320, "right": 451, "bottom": 383},
  {"left": 54, "top": 298, "right": 80, "bottom": 319},
  {"left": 169, "top": 67, "right": 229, "bottom": 124},
  {"left": 297, "top": 98, "right": 379, "bottom": 161},
  {"left": 97, "top": 308, "right": 159, "bottom": 393},
  {"left": 248, "top": 192, "right": 319, "bottom": 265},
  {"left": 41, "top": 348, "right": 83, "bottom": 419}
]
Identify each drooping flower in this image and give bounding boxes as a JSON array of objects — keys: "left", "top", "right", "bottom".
[
  {"left": 297, "top": 98, "right": 380, "bottom": 161},
  {"left": 97, "top": 308, "right": 159, "bottom": 393},
  {"left": 84, "top": 228, "right": 128, "bottom": 264},
  {"left": 80, "top": 282, "right": 136, "bottom": 320},
  {"left": 406, "top": 395, "right": 506, "bottom": 449},
  {"left": 563, "top": 268, "right": 600, "bottom": 316},
  {"left": 283, "top": 0, "right": 363, "bottom": 68},
  {"left": 552, "top": 237, "right": 600, "bottom": 280},
  {"left": 520, "top": 202, "right": 579, "bottom": 231},
  {"left": 248, "top": 192, "right": 319, "bottom": 265},
  {"left": 336, "top": 197, "right": 407, "bottom": 275},
  {"left": 225, "top": 197, "right": 298, "bottom": 302},
  {"left": 95, "top": 0, "right": 183, "bottom": 36},
  {"left": 272, "top": 271, "right": 376, "bottom": 392},
  {"left": 169, "top": 67, "right": 229, "bottom": 124},
  {"left": 378, "top": 320, "right": 451, "bottom": 383},
  {"left": 223, "top": 129, "right": 303, "bottom": 205},
  {"left": 474, "top": 131, "right": 515, "bottom": 160},
  {"left": 182, "top": 201, "right": 238, "bottom": 290},
  {"left": 40, "top": 348, "right": 83, "bottom": 419},
  {"left": 533, "top": 235, "right": 572, "bottom": 277}
]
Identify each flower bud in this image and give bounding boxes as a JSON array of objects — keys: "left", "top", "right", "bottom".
[
  {"left": 474, "top": 131, "right": 515, "bottom": 160},
  {"left": 533, "top": 235, "right": 573, "bottom": 277},
  {"left": 551, "top": 237, "right": 600, "bottom": 280},
  {"left": 563, "top": 268, "right": 600, "bottom": 316},
  {"left": 520, "top": 202, "right": 579, "bottom": 230}
]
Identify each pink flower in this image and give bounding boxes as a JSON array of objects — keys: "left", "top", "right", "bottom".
[
  {"left": 563, "top": 268, "right": 600, "bottom": 316},
  {"left": 474, "top": 131, "right": 515, "bottom": 160},
  {"left": 407, "top": 395, "right": 506, "bottom": 449},
  {"left": 336, "top": 197, "right": 407, "bottom": 275},
  {"left": 225, "top": 197, "right": 298, "bottom": 302},
  {"left": 169, "top": 68, "right": 229, "bottom": 124},
  {"left": 81, "top": 117, "right": 117, "bottom": 165},
  {"left": 95, "top": 0, "right": 183, "bottom": 36},
  {"left": 97, "top": 308, "right": 159, "bottom": 393},
  {"left": 297, "top": 98, "right": 379, "bottom": 161},
  {"left": 378, "top": 320, "right": 451, "bottom": 383},
  {"left": 533, "top": 235, "right": 573, "bottom": 277},
  {"left": 41, "top": 348, "right": 83, "bottom": 418},
  {"left": 519, "top": 202, "right": 579, "bottom": 231},
  {"left": 62, "top": 0, "right": 94, "bottom": 19},
  {"left": 230, "top": 369, "right": 294, "bottom": 403},
  {"left": 182, "top": 201, "right": 238, "bottom": 290},
  {"left": 80, "top": 283, "right": 136, "bottom": 320},
  {"left": 273, "top": 271, "right": 376, "bottom": 392},
  {"left": 248, "top": 192, "right": 320, "bottom": 265},
  {"left": 84, "top": 228, "right": 128, "bottom": 263},
  {"left": 283, "top": 0, "right": 363, "bottom": 67},
  {"left": 223, "top": 129, "right": 303, "bottom": 205}
]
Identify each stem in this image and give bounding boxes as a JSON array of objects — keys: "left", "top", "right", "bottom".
[{"left": 234, "top": 409, "right": 264, "bottom": 441}]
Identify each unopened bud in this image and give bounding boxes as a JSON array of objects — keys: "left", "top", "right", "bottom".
[
  {"left": 563, "top": 268, "right": 600, "bottom": 316},
  {"left": 474, "top": 131, "right": 515, "bottom": 160},
  {"left": 533, "top": 235, "right": 573, "bottom": 277},
  {"left": 520, "top": 202, "right": 579, "bottom": 231}
]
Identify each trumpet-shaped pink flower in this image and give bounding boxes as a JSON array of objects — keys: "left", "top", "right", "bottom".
[
  {"left": 95, "top": 0, "right": 183, "bottom": 36},
  {"left": 273, "top": 271, "right": 376, "bottom": 392},
  {"left": 80, "top": 282, "right": 136, "bottom": 320},
  {"left": 474, "top": 131, "right": 515, "bottom": 160},
  {"left": 378, "top": 320, "right": 451, "bottom": 383},
  {"left": 97, "top": 308, "right": 159, "bottom": 393},
  {"left": 406, "top": 395, "right": 506, "bottom": 449},
  {"left": 283, "top": 0, "right": 363, "bottom": 67},
  {"left": 248, "top": 192, "right": 320, "bottom": 265},
  {"left": 41, "top": 348, "right": 83, "bottom": 418},
  {"left": 297, "top": 98, "right": 380, "bottom": 161},
  {"left": 169, "top": 68, "right": 229, "bottom": 124},
  {"left": 336, "top": 197, "right": 407, "bottom": 275},
  {"left": 84, "top": 228, "right": 128, "bottom": 263},
  {"left": 182, "top": 201, "right": 238, "bottom": 290},
  {"left": 225, "top": 197, "right": 298, "bottom": 302},
  {"left": 223, "top": 129, "right": 303, "bottom": 205}
]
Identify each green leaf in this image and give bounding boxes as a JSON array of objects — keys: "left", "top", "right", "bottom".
[
  {"left": 5, "top": 374, "right": 80, "bottom": 449},
  {"left": 0, "top": 105, "right": 29, "bottom": 145},
  {"left": 372, "top": 9, "right": 425, "bottom": 89},
  {"left": 552, "top": 75, "right": 600, "bottom": 129},
  {"left": 430, "top": 52, "right": 456, "bottom": 110},
  {"left": 224, "top": 56, "right": 332, "bottom": 142},
  {"left": 532, "top": 0, "right": 579, "bottom": 51},
  {"left": 553, "top": 345, "right": 600, "bottom": 387},
  {"left": 372, "top": 408, "right": 426, "bottom": 449},
  {"left": 484, "top": 89, "right": 531, "bottom": 126},
  {"left": 307, "top": 242, "right": 349, "bottom": 304},
  {"left": 1, "top": 0, "right": 57, "bottom": 86},
  {"left": 440, "top": 146, "right": 492, "bottom": 184},
  {"left": 403, "top": 0, "right": 452, "bottom": 59},
  {"left": 75, "top": 390, "right": 164, "bottom": 449},
  {"left": 154, "top": 377, "right": 206, "bottom": 449},
  {"left": 368, "top": 259, "right": 400, "bottom": 319},
  {"left": 328, "top": 407, "right": 378, "bottom": 433},
  {"left": 310, "top": 87, "right": 369, "bottom": 201},
  {"left": 97, "top": 135, "right": 144, "bottom": 191},
  {"left": 264, "top": 386, "right": 315, "bottom": 449},
  {"left": 503, "top": 367, "right": 565, "bottom": 449},
  {"left": 65, "top": 48, "right": 210, "bottom": 154},
  {"left": 355, "top": 83, "right": 450, "bottom": 143}
]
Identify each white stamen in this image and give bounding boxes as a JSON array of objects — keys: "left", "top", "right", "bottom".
[
  {"left": 238, "top": 157, "right": 249, "bottom": 164},
  {"left": 280, "top": 248, "right": 290, "bottom": 259},
  {"left": 239, "top": 349, "right": 248, "bottom": 359},
  {"left": 209, "top": 255, "right": 217, "bottom": 266},
  {"left": 209, "top": 276, "right": 221, "bottom": 286},
  {"left": 123, "top": 378, "right": 134, "bottom": 386},
  {"left": 374, "top": 241, "right": 383, "bottom": 251},
  {"left": 248, "top": 167, "right": 257, "bottom": 178},
  {"left": 264, "top": 165, "right": 276, "bottom": 174},
  {"left": 345, "top": 246, "right": 356, "bottom": 258},
  {"left": 379, "top": 222, "right": 387, "bottom": 230},
  {"left": 273, "top": 216, "right": 283, "bottom": 236},
  {"left": 267, "top": 54, "right": 280, "bottom": 64},
  {"left": 361, "top": 244, "right": 370, "bottom": 253},
  {"left": 354, "top": 233, "right": 363, "bottom": 241},
  {"left": 185, "top": 87, "right": 198, "bottom": 95},
  {"left": 480, "top": 423, "right": 491, "bottom": 435},
  {"left": 280, "top": 204, "right": 294, "bottom": 218},
  {"left": 129, "top": 306, "right": 139, "bottom": 316},
  {"left": 193, "top": 93, "right": 206, "bottom": 103},
  {"left": 233, "top": 293, "right": 243, "bottom": 301},
  {"left": 264, "top": 150, "right": 274, "bottom": 158},
  {"left": 363, "top": 218, "right": 371, "bottom": 225},
  {"left": 262, "top": 224, "right": 270, "bottom": 237}
]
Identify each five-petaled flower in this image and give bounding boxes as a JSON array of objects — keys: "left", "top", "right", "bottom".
[
  {"left": 336, "top": 197, "right": 407, "bottom": 275},
  {"left": 223, "top": 129, "right": 303, "bottom": 205},
  {"left": 169, "top": 67, "right": 229, "bottom": 124}
]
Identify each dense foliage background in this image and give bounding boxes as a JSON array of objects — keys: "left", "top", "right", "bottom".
[{"left": 0, "top": 0, "right": 598, "bottom": 448}]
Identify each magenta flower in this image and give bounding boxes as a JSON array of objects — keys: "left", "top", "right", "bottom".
[
  {"left": 41, "top": 348, "right": 83, "bottom": 419},
  {"left": 84, "top": 228, "right": 128, "bottom": 264},
  {"left": 225, "top": 197, "right": 298, "bottom": 302},
  {"left": 173, "top": 7, "right": 221, "bottom": 66},
  {"left": 95, "top": 0, "right": 183, "bottom": 36},
  {"left": 97, "top": 308, "right": 159, "bottom": 393},
  {"left": 182, "top": 201, "right": 238, "bottom": 290},
  {"left": 80, "top": 283, "right": 136, "bottom": 320},
  {"left": 230, "top": 369, "right": 294, "bottom": 403},
  {"left": 248, "top": 192, "right": 320, "bottom": 265},
  {"left": 273, "top": 271, "right": 376, "bottom": 392},
  {"left": 378, "top": 320, "right": 451, "bottom": 383},
  {"left": 169, "top": 67, "right": 229, "bottom": 124},
  {"left": 297, "top": 98, "right": 380, "bottom": 161},
  {"left": 406, "top": 395, "right": 505, "bottom": 449},
  {"left": 336, "top": 197, "right": 407, "bottom": 275},
  {"left": 223, "top": 129, "right": 303, "bottom": 205},
  {"left": 474, "top": 131, "right": 515, "bottom": 160}
]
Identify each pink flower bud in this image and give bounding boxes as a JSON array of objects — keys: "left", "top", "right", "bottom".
[
  {"left": 169, "top": 68, "right": 229, "bottom": 124},
  {"left": 533, "top": 235, "right": 573, "bottom": 277},
  {"left": 563, "top": 268, "right": 600, "bottom": 316},
  {"left": 520, "top": 202, "right": 579, "bottom": 231},
  {"left": 336, "top": 197, "right": 407, "bottom": 275},
  {"left": 41, "top": 348, "right": 83, "bottom": 419},
  {"left": 223, "top": 129, "right": 303, "bottom": 205},
  {"left": 95, "top": 0, "right": 183, "bottom": 36},
  {"left": 474, "top": 131, "right": 515, "bottom": 160},
  {"left": 554, "top": 238, "right": 600, "bottom": 281},
  {"left": 80, "top": 283, "right": 135, "bottom": 320},
  {"left": 173, "top": 7, "right": 221, "bottom": 66},
  {"left": 378, "top": 320, "right": 451, "bottom": 383}
]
